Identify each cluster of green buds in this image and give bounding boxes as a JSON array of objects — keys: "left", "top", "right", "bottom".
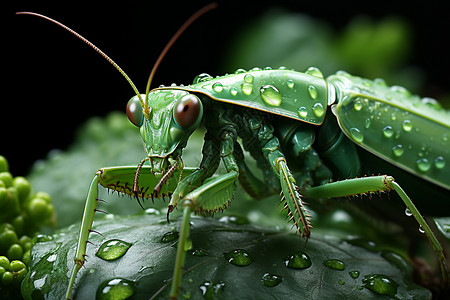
[{"left": 0, "top": 155, "right": 55, "bottom": 289}]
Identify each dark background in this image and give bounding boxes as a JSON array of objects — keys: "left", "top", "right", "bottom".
[{"left": 5, "top": 1, "right": 450, "bottom": 176}]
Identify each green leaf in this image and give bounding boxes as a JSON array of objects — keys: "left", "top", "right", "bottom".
[
  {"left": 22, "top": 213, "right": 430, "bottom": 299},
  {"left": 434, "top": 217, "right": 450, "bottom": 241}
]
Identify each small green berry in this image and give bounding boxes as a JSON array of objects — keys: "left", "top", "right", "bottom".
[
  {"left": 0, "top": 266, "right": 5, "bottom": 277},
  {"left": 0, "top": 172, "right": 13, "bottom": 188},
  {"left": 12, "top": 215, "right": 24, "bottom": 237},
  {"left": 34, "top": 191, "right": 51, "bottom": 203},
  {"left": 0, "top": 256, "right": 10, "bottom": 270},
  {"left": 27, "top": 198, "right": 48, "bottom": 220},
  {"left": 22, "top": 250, "right": 30, "bottom": 267},
  {"left": 19, "top": 235, "right": 32, "bottom": 251},
  {"left": 9, "top": 260, "right": 26, "bottom": 272},
  {"left": 0, "top": 187, "right": 7, "bottom": 206},
  {"left": 7, "top": 244, "right": 23, "bottom": 260},
  {"left": 1, "top": 270, "right": 13, "bottom": 285},
  {"left": 0, "top": 156, "right": 8, "bottom": 172},
  {"left": 0, "top": 230, "right": 19, "bottom": 251},
  {"left": 13, "top": 177, "right": 32, "bottom": 203}
]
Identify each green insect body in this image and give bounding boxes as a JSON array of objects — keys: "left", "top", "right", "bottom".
[
  {"left": 16, "top": 10, "right": 449, "bottom": 300},
  {"left": 114, "top": 66, "right": 449, "bottom": 299}
]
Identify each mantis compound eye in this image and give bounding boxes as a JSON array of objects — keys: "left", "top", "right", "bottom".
[
  {"left": 174, "top": 94, "right": 202, "bottom": 129},
  {"left": 126, "top": 96, "right": 144, "bottom": 127}
]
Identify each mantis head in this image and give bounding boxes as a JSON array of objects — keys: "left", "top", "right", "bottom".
[{"left": 126, "top": 90, "right": 203, "bottom": 174}]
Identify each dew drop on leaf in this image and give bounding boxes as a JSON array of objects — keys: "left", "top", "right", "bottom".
[
  {"left": 223, "top": 249, "right": 252, "bottom": 266},
  {"left": 284, "top": 251, "right": 311, "bottom": 269},
  {"left": 350, "top": 128, "right": 364, "bottom": 143},
  {"left": 312, "top": 103, "right": 325, "bottom": 118},
  {"left": 308, "top": 85, "right": 318, "bottom": 99},
  {"left": 404, "top": 208, "right": 412, "bottom": 217},
  {"left": 349, "top": 271, "right": 360, "bottom": 279},
  {"left": 199, "top": 281, "right": 225, "bottom": 300},
  {"left": 362, "top": 274, "right": 398, "bottom": 298},
  {"left": 260, "top": 85, "right": 282, "bottom": 106},
  {"left": 95, "top": 239, "right": 132, "bottom": 261},
  {"left": 212, "top": 82, "right": 224, "bottom": 93},
  {"left": 260, "top": 273, "right": 283, "bottom": 287},
  {"left": 96, "top": 278, "right": 135, "bottom": 300},
  {"left": 161, "top": 231, "right": 179, "bottom": 243},
  {"left": 244, "top": 74, "right": 254, "bottom": 84},
  {"left": 323, "top": 259, "right": 345, "bottom": 271}
]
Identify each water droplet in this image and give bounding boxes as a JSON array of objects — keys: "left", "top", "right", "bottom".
[
  {"left": 305, "top": 67, "right": 324, "bottom": 78},
  {"left": 287, "top": 79, "right": 294, "bottom": 89},
  {"left": 402, "top": 120, "right": 413, "bottom": 132},
  {"left": 261, "top": 273, "right": 283, "bottom": 287},
  {"left": 193, "top": 73, "right": 212, "bottom": 84},
  {"left": 95, "top": 239, "right": 132, "bottom": 261},
  {"left": 199, "top": 281, "right": 225, "bottom": 300},
  {"left": 391, "top": 85, "right": 410, "bottom": 96},
  {"left": 230, "top": 87, "right": 238, "bottom": 96},
  {"left": 308, "top": 85, "right": 318, "bottom": 99},
  {"left": 191, "top": 248, "right": 208, "bottom": 257},
  {"left": 312, "top": 103, "right": 325, "bottom": 118},
  {"left": 218, "top": 215, "right": 249, "bottom": 225},
  {"left": 364, "top": 118, "right": 371, "bottom": 129},
  {"left": 284, "top": 251, "right": 312, "bottom": 269},
  {"left": 392, "top": 145, "right": 404, "bottom": 157},
  {"left": 144, "top": 208, "right": 160, "bottom": 215},
  {"left": 235, "top": 68, "right": 246, "bottom": 74},
  {"left": 416, "top": 158, "right": 431, "bottom": 172},
  {"left": 241, "top": 83, "right": 253, "bottom": 95},
  {"left": 212, "top": 82, "right": 223, "bottom": 93},
  {"left": 96, "top": 278, "right": 135, "bottom": 300},
  {"left": 298, "top": 107, "right": 308, "bottom": 118},
  {"left": 161, "top": 231, "right": 179, "bottom": 243},
  {"left": 323, "top": 259, "right": 345, "bottom": 271},
  {"left": 224, "top": 249, "right": 252, "bottom": 266},
  {"left": 434, "top": 156, "right": 446, "bottom": 169},
  {"left": 374, "top": 78, "right": 387, "bottom": 86},
  {"left": 405, "top": 208, "right": 412, "bottom": 217},
  {"left": 419, "top": 225, "right": 425, "bottom": 234},
  {"left": 244, "top": 74, "right": 254, "bottom": 83},
  {"left": 362, "top": 274, "right": 398, "bottom": 298},
  {"left": 349, "top": 271, "right": 360, "bottom": 279},
  {"left": 251, "top": 67, "right": 261, "bottom": 71},
  {"left": 339, "top": 280, "right": 345, "bottom": 285},
  {"left": 260, "top": 85, "right": 282, "bottom": 106},
  {"left": 382, "top": 126, "right": 394, "bottom": 138},
  {"left": 353, "top": 99, "right": 363, "bottom": 111},
  {"left": 350, "top": 128, "right": 364, "bottom": 143}
]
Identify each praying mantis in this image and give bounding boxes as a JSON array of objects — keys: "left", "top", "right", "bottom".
[{"left": 14, "top": 3, "right": 449, "bottom": 299}]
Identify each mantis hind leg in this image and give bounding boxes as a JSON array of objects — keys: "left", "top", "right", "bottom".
[
  {"left": 65, "top": 173, "right": 100, "bottom": 300},
  {"left": 169, "top": 201, "right": 192, "bottom": 300},
  {"left": 304, "top": 175, "right": 449, "bottom": 286}
]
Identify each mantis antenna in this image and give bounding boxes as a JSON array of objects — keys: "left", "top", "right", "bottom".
[
  {"left": 144, "top": 3, "right": 218, "bottom": 103},
  {"left": 16, "top": 11, "right": 145, "bottom": 110},
  {"left": 17, "top": 3, "right": 218, "bottom": 118}
]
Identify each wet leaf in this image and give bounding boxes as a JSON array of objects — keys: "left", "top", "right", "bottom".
[{"left": 22, "top": 214, "right": 431, "bottom": 299}]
